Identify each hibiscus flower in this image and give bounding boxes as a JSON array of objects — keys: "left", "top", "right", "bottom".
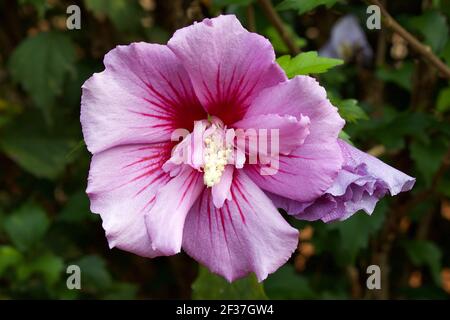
[{"left": 80, "top": 15, "right": 414, "bottom": 282}]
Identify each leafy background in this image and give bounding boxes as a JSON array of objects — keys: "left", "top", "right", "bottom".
[{"left": 0, "top": 0, "right": 449, "bottom": 299}]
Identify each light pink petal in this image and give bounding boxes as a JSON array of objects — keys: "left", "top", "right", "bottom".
[
  {"left": 168, "top": 15, "right": 286, "bottom": 125},
  {"left": 233, "top": 113, "right": 310, "bottom": 157},
  {"left": 245, "top": 76, "right": 345, "bottom": 145},
  {"left": 267, "top": 191, "right": 335, "bottom": 222},
  {"left": 145, "top": 167, "right": 204, "bottom": 255},
  {"left": 338, "top": 140, "right": 416, "bottom": 195},
  {"left": 244, "top": 76, "right": 345, "bottom": 202},
  {"left": 191, "top": 120, "right": 208, "bottom": 169},
  {"left": 211, "top": 165, "right": 234, "bottom": 208},
  {"left": 268, "top": 140, "right": 415, "bottom": 223},
  {"left": 182, "top": 170, "right": 299, "bottom": 282},
  {"left": 86, "top": 143, "right": 173, "bottom": 258},
  {"left": 81, "top": 43, "right": 205, "bottom": 154},
  {"left": 163, "top": 120, "right": 208, "bottom": 173}
]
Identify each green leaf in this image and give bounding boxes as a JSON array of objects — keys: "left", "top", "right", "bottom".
[
  {"left": 1, "top": 136, "right": 75, "bottom": 180},
  {"left": 17, "top": 253, "right": 64, "bottom": 285},
  {"left": 436, "top": 87, "right": 450, "bottom": 113},
  {"left": 438, "top": 0, "right": 450, "bottom": 17},
  {"left": 213, "top": 0, "right": 254, "bottom": 5},
  {"left": 192, "top": 266, "right": 267, "bottom": 299},
  {"left": 376, "top": 62, "right": 413, "bottom": 92},
  {"left": 19, "top": 0, "right": 48, "bottom": 18},
  {"left": 372, "top": 112, "right": 432, "bottom": 149},
  {"left": 437, "top": 177, "right": 450, "bottom": 197},
  {"left": 4, "top": 204, "right": 50, "bottom": 252},
  {"left": 328, "top": 203, "right": 386, "bottom": 264},
  {"left": 84, "top": 0, "right": 143, "bottom": 32},
  {"left": 277, "top": 0, "right": 339, "bottom": 14},
  {"left": 338, "top": 130, "right": 352, "bottom": 144},
  {"left": 264, "top": 265, "right": 315, "bottom": 299},
  {"left": 441, "top": 41, "right": 450, "bottom": 63},
  {"left": 32, "top": 253, "right": 64, "bottom": 285},
  {"left": 8, "top": 32, "right": 76, "bottom": 118},
  {"left": 0, "top": 99, "right": 22, "bottom": 128},
  {"left": 408, "top": 10, "right": 449, "bottom": 53},
  {"left": 0, "top": 114, "right": 77, "bottom": 180},
  {"left": 0, "top": 246, "right": 23, "bottom": 276},
  {"left": 404, "top": 240, "right": 442, "bottom": 285},
  {"left": 265, "top": 26, "right": 306, "bottom": 54},
  {"left": 103, "top": 283, "right": 138, "bottom": 300},
  {"left": 332, "top": 98, "right": 368, "bottom": 123},
  {"left": 410, "top": 138, "right": 449, "bottom": 186},
  {"left": 277, "top": 51, "right": 343, "bottom": 77},
  {"left": 59, "top": 191, "right": 98, "bottom": 223},
  {"left": 75, "top": 255, "right": 113, "bottom": 291}
]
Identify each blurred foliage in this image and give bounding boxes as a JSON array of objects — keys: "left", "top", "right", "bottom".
[
  {"left": 192, "top": 266, "right": 268, "bottom": 299},
  {"left": 8, "top": 31, "right": 76, "bottom": 120},
  {"left": 277, "top": 0, "right": 340, "bottom": 14},
  {"left": 0, "top": 0, "right": 449, "bottom": 300}
]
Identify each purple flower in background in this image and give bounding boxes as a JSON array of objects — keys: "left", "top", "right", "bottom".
[
  {"left": 269, "top": 139, "right": 415, "bottom": 222},
  {"left": 320, "top": 14, "right": 373, "bottom": 64}
]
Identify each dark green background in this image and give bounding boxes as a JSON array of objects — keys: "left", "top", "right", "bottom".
[{"left": 0, "top": 0, "right": 449, "bottom": 299}]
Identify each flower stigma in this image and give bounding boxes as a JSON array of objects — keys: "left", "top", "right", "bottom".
[{"left": 202, "top": 123, "right": 233, "bottom": 187}]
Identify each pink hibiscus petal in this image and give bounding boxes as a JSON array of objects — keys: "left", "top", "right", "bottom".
[
  {"left": 86, "top": 142, "right": 173, "bottom": 257},
  {"left": 243, "top": 76, "right": 345, "bottom": 202},
  {"left": 81, "top": 43, "right": 205, "bottom": 154},
  {"left": 338, "top": 140, "right": 416, "bottom": 195},
  {"left": 232, "top": 113, "right": 311, "bottom": 157},
  {"left": 182, "top": 170, "right": 299, "bottom": 282},
  {"left": 168, "top": 15, "right": 286, "bottom": 125},
  {"left": 268, "top": 140, "right": 416, "bottom": 223},
  {"left": 163, "top": 120, "right": 209, "bottom": 173},
  {"left": 145, "top": 167, "right": 204, "bottom": 255},
  {"left": 211, "top": 165, "right": 234, "bottom": 208}
]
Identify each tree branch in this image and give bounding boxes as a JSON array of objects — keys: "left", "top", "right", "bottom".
[
  {"left": 367, "top": 0, "right": 450, "bottom": 79},
  {"left": 246, "top": 4, "right": 256, "bottom": 32},
  {"left": 257, "top": 0, "right": 300, "bottom": 56}
]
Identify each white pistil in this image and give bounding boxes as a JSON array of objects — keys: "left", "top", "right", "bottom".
[{"left": 203, "top": 130, "right": 232, "bottom": 187}]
